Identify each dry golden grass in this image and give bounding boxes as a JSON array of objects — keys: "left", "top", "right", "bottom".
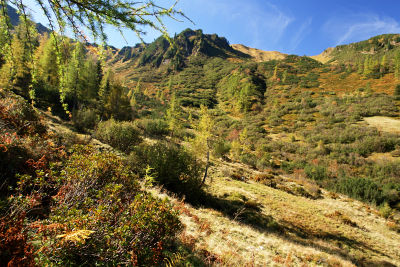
[
  {"left": 368, "top": 152, "right": 400, "bottom": 163},
  {"left": 311, "top": 47, "right": 335, "bottom": 64},
  {"left": 364, "top": 116, "right": 400, "bottom": 134},
  {"left": 231, "top": 44, "right": 287, "bottom": 62},
  {"left": 148, "top": 159, "right": 400, "bottom": 266}
]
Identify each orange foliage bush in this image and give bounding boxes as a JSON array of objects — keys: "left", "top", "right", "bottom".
[{"left": 0, "top": 214, "right": 36, "bottom": 267}]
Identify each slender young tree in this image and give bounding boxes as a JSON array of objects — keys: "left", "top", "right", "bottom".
[
  {"left": 282, "top": 69, "right": 287, "bottom": 83},
  {"left": 65, "top": 42, "right": 85, "bottom": 109},
  {"left": 98, "top": 69, "right": 112, "bottom": 118},
  {"left": 165, "top": 86, "right": 182, "bottom": 137},
  {"left": 106, "top": 79, "right": 130, "bottom": 120},
  {"left": 363, "top": 56, "right": 373, "bottom": 77},
  {"left": 394, "top": 52, "right": 400, "bottom": 80},
  {"left": 83, "top": 56, "right": 102, "bottom": 102},
  {"left": 272, "top": 65, "right": 278, "bottom": 80},
  {"left": 357, "top": 59, "right": 364, "bottom": 75},
  {"left": 192, "top": 105, "right": 214, "bottom": 186},
  {"left": 0, "top": 15, "right": 37, "bottom": 94}
]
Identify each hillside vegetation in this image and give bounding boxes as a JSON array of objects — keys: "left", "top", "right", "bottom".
[{"left": 1, "top": 15, "right": 400, "bottom": 266}]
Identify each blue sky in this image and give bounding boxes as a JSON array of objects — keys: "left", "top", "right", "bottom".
[{"left": 25, "top": 0, "right": 400, "bottom": 56}]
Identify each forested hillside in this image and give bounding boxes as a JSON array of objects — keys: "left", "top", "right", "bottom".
[
  {"left": 106, "top": 29, "right": 400, "bottom": 209},
  {"left": 1, "top": 9, "right": 400, "bottom": 266}
]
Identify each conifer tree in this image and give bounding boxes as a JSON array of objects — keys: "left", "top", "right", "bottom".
[
  {"left": 0, "top": 16, "right": 37, "bottom": 94},
  {"left": 272, "top": 65, "right": 278, "bottom": 80},
  {"left": 282, "top": 69, "right": 287, "bottom": 83},
  {"left": 357, "top": 59, "right": 364, "bottom": 75},
  {"left": 191, "top": 105, "right": 214, "bottom": 185},
  {"left": 237, "top": 83, "right": 256, "bottom": 112},
  {"left": 1, "top": 1, "right": 187, "bottom": 46},
  {"left": 98, "top": 69, "right": 112, "bottom": 118},
  {"left": 135, "top": 78, "right": 142, "bottom": 94},
  {"left": 127, "top": 86, "right": 138, "bottom": 118},
  {"left": 83, "top": 57, "right": 102, "bottom": 102},
  {"left": 0, "top": 36, "right": 28, "bottom": 90},
  {"left": 346, "top": 64, "right": 353, "bottom": 73},
  {"left": 380, "top": 55, "right": 387, "bottom": 76},
  {"left": 106, "top": 79, "right": 130, "bottom": 120},
  {"left": 165, "top": 87, "right": 182, "bottom": 137},
  {"left": 0, "top": 0, "right": 188, "bottom": 112},
  {"left": 230, "top": 139, "right": 242, "bottom": 160},
  {"left": 165, "top": 77, "right": 182, "bottom": 135},
  {"left": 239, "top": 128, "right": 251, "bottom": 154},
  {"left": 363, "top": 56, "right": 373, "bottom": 77},
  {"left": 65, "top": 42, "right": 85, "bottom": 109},
  {"left": 36, "top": 34, "right": 59, "bottom": 90},
  {"left": 0, "top": 14, "right": 10, "bottom": 67},
  {"left": 394, "top": 52, "right": 400, "bottom": 80}
]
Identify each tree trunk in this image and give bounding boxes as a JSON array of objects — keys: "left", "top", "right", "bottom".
[{"left": 201, "top": 150, "right": 210, "bottom": 186}]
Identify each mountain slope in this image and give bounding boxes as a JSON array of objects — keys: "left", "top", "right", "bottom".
[
  {"left": 231, "top": 44, "right": 287, "bottom": 62},
  {"left": 311, "top": 47, "right": 334, "bottom": 63},
  {"left": 165, "top": 159, "right": 400, "bottom": 266},
  {"left": 3, "top": 9, "right": 400, "bottom": 266},
  {"left": 109, "top": 28, "right": 250, "bottom": 69},
  {"left": 317, "top": 34, "right": 400, "bottom": 64},
  {"left": 6, "top": 4, "right": 50, "bottom": 34}
]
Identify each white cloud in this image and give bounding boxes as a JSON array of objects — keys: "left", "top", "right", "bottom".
[
  {"left": 183, "top": 0, "right": 294, "bottom": 49},
  {"left": 288, "top": 17, "right": 313, "bottom": 52},
  {"left": 323, "top": 13, "right": 400, "bottom": 46}
]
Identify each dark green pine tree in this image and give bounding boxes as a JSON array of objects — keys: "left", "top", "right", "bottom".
[{"left": 65, "top": 42, "right": 85, "bottom": 110}]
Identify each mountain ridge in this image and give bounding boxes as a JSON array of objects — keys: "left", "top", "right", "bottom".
[
  {"left": 231, "top": 44, "right": 287, "bottom": 62},
  {"left": 6, "top": 4, "right": 50, "bottom": 34},
  {"left": 109, "top": 28, "right": 251, "bottom": 69},
  {"left": 108, "top": 29, "right": 400, "bottom": 70}
]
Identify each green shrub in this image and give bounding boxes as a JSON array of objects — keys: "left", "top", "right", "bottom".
[
  {"left": 304, "top": 164, "right": 328, "bottom": 181},
  {"left": 281, "top": 160, "right": 307, "bottom": 173},
  {"left": 354, "top": 135, "right": 398, "bottom": 157},
  {"left": 256, "top": 153, "right": 274, "bottom": 170},
  {"left": 0, "top": 92, "right": 45, "bottom": 135},
  {"left": 72, "top": 108, "right": 99, "bottom": 132},
  {"left": 135, "top": 119, "right": 169, "bottom": 136},
  {"left": 379, "top": 202, "right": 392, "bottom": 218},
  {"left": 34, "top": 146, "right": 182, "bottom": 266},
  {"left": 239, "top": 153, "right": 257, "bottom": 168},
  {"left": 395, "top": 84, "right": 400, "bottom": 99},
  {"left": 94, "top": 119, "right": 142, "bottom": 153},
  {"left": 213, "top": 139, "right": 231, "bottom": 158},
  {"left": 130, "top": 142, "right": 203, "bottom": 200},
  {"left": 335, "top": 177, "right": 383, "bottom": 204}
]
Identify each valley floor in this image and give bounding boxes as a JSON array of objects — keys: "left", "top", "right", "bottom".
[{"left": 154, "top": 160, "right": 400, "bottom": 266}]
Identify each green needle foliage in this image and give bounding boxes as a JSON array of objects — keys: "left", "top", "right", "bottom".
[
  {"left": 0, "top": 0, "right": 188, "bottom": 112},
  {"left": 1, "top": 0, "right": 188, "bottom": 43}
]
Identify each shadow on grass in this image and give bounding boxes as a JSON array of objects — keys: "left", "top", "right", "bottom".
[
  {"left": 191, "top": 192, "right": 282, "bottom": 232},
  {"left": 279, "top": 219, "right": 392, "bottom": 265},
  {"left": 166, "top": 235, "right": 222, "bottom": 267},
  {"left": 189, "top": 191, "right": 395, "bottom": 266}
]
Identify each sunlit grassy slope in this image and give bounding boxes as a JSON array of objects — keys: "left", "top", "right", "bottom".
[
  {"left": 151, "top": 158, "right": 400, "bottom": 266},
  {"left": 104, "top": 30, "right": 400, "bottom": 266}
]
